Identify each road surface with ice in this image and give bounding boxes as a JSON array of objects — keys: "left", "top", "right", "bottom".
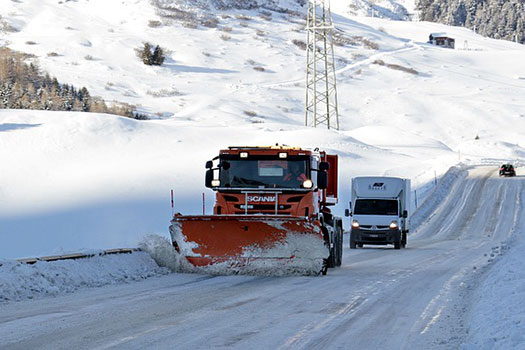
[{"left": 0, "top": 166, "right": 523, "bottom": 349}]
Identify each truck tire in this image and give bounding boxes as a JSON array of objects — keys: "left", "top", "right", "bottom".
[
  {"left": 394, "top": 240, "right": 401, "bottom": 249},
  {"left": 323, "top": 227, "right": 337, "bottom": 268},
  {"left": 321, "top": 259, "right": 328, "bottom": 275},
  {"left": 336, "top": 225, "right": 343, "bottom": 267}
]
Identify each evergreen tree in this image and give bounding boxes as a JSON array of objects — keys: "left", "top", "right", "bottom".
[{"left": 151, "top": 45, "right": 165, "bottom": 66}]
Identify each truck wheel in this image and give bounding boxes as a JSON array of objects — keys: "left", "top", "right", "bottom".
[
  {"left": 336, "top": 226, "right": 343, "bottom": 267},
  {"left": 321, "top": 259, "right": 328, "bottom": 275},
  {"left": 357, "top": 243, "right": 363, "bottom": 248},
  {"left": 394, "top": 240, "right": 401, "bottom": 249}
]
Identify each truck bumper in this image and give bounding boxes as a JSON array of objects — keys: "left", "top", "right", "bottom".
[{"left": 351, "top": 228, "right": 401, "bottom": 245}]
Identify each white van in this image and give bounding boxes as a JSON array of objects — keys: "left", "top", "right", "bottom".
[{"left": 346, "top": 177, "right": 410, "bottom": 249}]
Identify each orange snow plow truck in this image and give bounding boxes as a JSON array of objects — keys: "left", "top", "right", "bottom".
[{"left": 169, "top": 145, "right": 343, "bottom": 275}]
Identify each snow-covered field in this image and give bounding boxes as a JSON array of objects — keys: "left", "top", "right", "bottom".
[{"left": 1, "top": 0, "right": 525, "bottom": 348}]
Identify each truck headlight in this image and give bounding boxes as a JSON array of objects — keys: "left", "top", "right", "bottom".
[
  {"left": 389, "top": 220, "right": 399, "bottom": 229},
  {"left": 351, "top": 220, "right": 359, "bottom": 229},
  {"left": 211, "top": 179, "right": 221, "bottom": 187},
  {"left": 302, "top": 179, "right": 313, "bottom": 188}
]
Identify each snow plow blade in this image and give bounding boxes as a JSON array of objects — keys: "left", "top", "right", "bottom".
[{"left": 169, "top": 215, "right": 329, "bottom": 275}]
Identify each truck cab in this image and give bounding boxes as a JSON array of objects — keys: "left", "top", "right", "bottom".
[
  {"left": 347, "top": 177, "right": 410, "bottom": 249},
  {"left": 205, "top": 146, "right": 338, "bottom": 218}
]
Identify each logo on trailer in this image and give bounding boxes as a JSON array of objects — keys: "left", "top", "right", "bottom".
[
  {"left": 247, "top": 195, "right": 276, "bottom": 203},
  {"left": 369, "top": 182, "right": 386, "bottom": 190}
]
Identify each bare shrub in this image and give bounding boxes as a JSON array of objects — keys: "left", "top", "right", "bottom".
[
  {"left": 220, "top": 26, "right": 232, "bottom": 32},
  {"left": 362, "top": 38, "right": 379, "bottom": 50},
  {"left": 146, "top": 88, "right": 183, "bottom": 97},
  {"left": 221, "top": 14, "right": 231, "bottom": 19},
  {"left": 25, "top": 41, "right": 37, "bottom": 45},
  {"left": 292, "top": 39, "right": 307, "bottom": 50},
  {"left": 202, "top": 52, "right": 211, "bottom": 57},
  {"left": 236, "top": 14, "right": 251, "bottom": 21},
  {"left": 377, "top": 27, "right": 386, "bottom": 33},
  {"left": 148, "top": 20, "right": 162, "bottom": 28},
  {"left": 47, "top": 52, "right": 60, "bottom": 57},
  {"left": 182, "top": 21, "right": 198, "bottom": 29},
  {"left": 246, "top": 59, "right": 256, "bottom": 65},
  {"left": 84, "top": 55, "right": 94, "bottom": 61},
  {"left": 200, "top": 17, "right": 219, "bottom": 28},
  {"left": 244, "top": 110, "right": 257, "bottom": 117},
  {"left": 256, "top": 29, "right": 266, "bottom": 37},
  {"left": 253, "top": 66, "right": 265, "bottom": 72},
  {"left": 259, "top": 10, "right": 272, "bottom": 21},
  {"left": 386, "top": 63, "right": 418, "bottom": 75},
  {"left": 220, "top": 34, "right": 231, "bottom": 41},
  {"left": 239, "top": 22, "right": 249, "bottom": 27},
  {"left": 372, "top": 59, "right": 418, "bottom": 75}
]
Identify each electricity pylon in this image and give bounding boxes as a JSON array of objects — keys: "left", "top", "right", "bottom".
[{"left": 305, "top": 0, "right": 340, "bottom": 130}]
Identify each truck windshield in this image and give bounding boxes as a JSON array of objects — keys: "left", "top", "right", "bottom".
[
  {"left": 219, "top": 158, "right": 309, "bottom": 189},
  {"left": 354, "top": 199, "right": 398, "bottom": 215}
]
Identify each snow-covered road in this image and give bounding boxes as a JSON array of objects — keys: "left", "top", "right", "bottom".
[{"left": 0, "top": 166, "right": 523, "bottom": 349}]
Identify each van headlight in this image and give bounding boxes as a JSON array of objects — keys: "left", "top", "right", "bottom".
[
  {"left": 389, "top": 220, "right": 399, "bottom": 229},
  {"left": 351, "top": 220, "right": 360, "bottom": 229}
]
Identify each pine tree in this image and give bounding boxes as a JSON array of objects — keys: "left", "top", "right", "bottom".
[{"left": 151, "top": 45, "right": 165, "bottom": 66}]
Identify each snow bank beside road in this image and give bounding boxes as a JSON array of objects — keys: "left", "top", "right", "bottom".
[
  {"left": 0, "top": 252, "right": 167, "bottom": 303},
  {"left": 463, "top": 189, "right": 525, "bottom": 349}
]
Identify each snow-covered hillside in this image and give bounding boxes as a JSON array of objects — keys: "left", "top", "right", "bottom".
[{"left": 1, "top": 0, "right": 524, "bottom": 259}]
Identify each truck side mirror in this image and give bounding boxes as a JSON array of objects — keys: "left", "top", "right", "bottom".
[
  {"left": 319, "top": 162, "right": 330, "bottom": 171},
  {"left": 317, "top": 171, "right": 328, "bottom": 189},
  {"left": 345, "top": 209, "right": 352, "bottom": 217},
  {"left": 205, "top": 169, "right": 213, "bottom": 188},
  {"left": 205, "top": 160, "right": 213, "bottom": 169},
  {"left": 403, "top": 210, "right": 408, "bottom": 219}
]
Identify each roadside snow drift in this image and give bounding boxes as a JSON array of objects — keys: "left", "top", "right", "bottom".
[{"left": 0, "top": 252, "right": 167, "bottom": 303}]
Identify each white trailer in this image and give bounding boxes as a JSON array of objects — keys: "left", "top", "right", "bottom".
[{"left": 346, "top": 177, "right": 410, "bottom": 249}]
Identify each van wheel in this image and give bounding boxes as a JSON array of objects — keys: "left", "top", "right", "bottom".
[
  {"left": 401, "top": 232, "right": 407, "bottom": 248},
  {"left": 394, "top": 241, "right": 401, "bottom": 249},
  {"left": 350, "top": 234, "right": 356, "bottom": 249}
]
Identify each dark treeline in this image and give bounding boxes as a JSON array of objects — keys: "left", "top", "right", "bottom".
[
  {"left": 417, "top": 0, "right": 525, "bottom": 44},
  {"left": 0, "top": 48, "right": 145, "bottom": 118}
]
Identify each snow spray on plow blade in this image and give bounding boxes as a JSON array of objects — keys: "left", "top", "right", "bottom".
[{"left": 169, "top": 215, "right": 329, "bottom": 276}]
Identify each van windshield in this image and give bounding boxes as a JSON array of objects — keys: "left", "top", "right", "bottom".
[{"left": 354, "top": 199, "right": 398, "bottom": 216}]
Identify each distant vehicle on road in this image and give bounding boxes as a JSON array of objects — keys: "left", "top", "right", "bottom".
[{"left": 499, "top": 164, "right": 516, "bottom": 177}]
